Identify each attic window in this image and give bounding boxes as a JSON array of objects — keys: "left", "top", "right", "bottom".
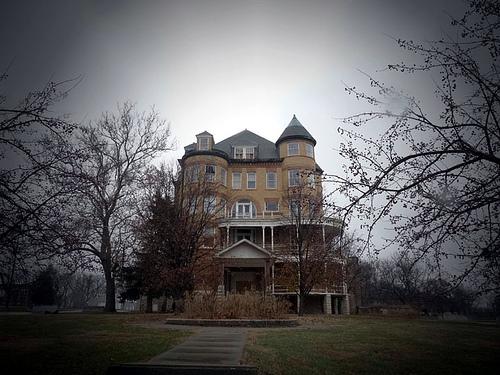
[
  {"left": 199, "top": 137, "right": 210, "bottom": 150},
  {"left": 234, "top": 146, "right": 254, "bottom": 159}
]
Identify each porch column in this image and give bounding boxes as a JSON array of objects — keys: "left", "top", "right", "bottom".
[
  {"left": 271, "top": 226, "right": 274, "bottom": 251},
  {"left": 226, "top": 224, "right": 230, "bottom": 247},
  {"left": 262, "top": 226, "right": 266, "bottom": 249},
  {"left": 343, "top": 295, "right": 350, "bottom": 315},
  {"left": 271, "top": 264, "right": 275, "bottom": 293},
  {"left": 221, "top": 263, "right": 225, "bottom": 294},
  {"left": 264, "top": 260, "right": 267, "bottom": 293},
  {"left": 323, "top": 294, "right": 332, "bottom": 314},
  {"left": 333, "top": 297, "right": 339, "bottom": 314}
]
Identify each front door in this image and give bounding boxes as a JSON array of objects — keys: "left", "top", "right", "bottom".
[{"left": 235, "top": 228, "right": 255, "bottom": 242}]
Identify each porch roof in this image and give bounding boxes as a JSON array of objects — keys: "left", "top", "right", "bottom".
[{"left": 214, "top": 239, "right": 272, "bottom": 260}]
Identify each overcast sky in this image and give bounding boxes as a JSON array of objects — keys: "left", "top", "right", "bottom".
[{"left": 1, "top": 0, "right": 469, "bottom": 224}]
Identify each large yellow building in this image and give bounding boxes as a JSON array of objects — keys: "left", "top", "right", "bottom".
[{"left": 180, "top": 116, "right": 349, "bottom": 314}]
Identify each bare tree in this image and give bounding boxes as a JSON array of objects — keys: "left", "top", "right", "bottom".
[
  {"left": 276, "top": 171, "right": 339, "bottom": 315},
  {"left": 0, "top": 72, "right": 80, "bottom": 309},
  {"left": 333, "top": 0, "right": 500, "bottom": 293},
  {"left": 48, "top": 102, "right": 174, "bottom": 312},
  {"left": 377, "top": 254, "right": 425, "bottom": 306}
]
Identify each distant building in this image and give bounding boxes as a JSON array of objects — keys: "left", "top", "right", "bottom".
[{"left": 179, "top": 116, "right": 350, "bottom": 314}]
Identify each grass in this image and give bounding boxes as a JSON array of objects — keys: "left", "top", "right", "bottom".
[
  {"left": 2, "top": 312, "right": 498, "bottom": 375},
  {"left": 242, "top": 315, "right": 500, "bottom": 375},
  {"left": 0, "top": 313, "right": 192, "bottom": 375}
]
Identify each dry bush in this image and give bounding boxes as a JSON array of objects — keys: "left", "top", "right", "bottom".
[{"left": 180, "top": 292, "right": 291, "bottom": 319}]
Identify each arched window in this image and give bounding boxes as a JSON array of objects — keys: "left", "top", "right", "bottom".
[{"left": 231, "top": 199, "right": 257, "bottom": 218}]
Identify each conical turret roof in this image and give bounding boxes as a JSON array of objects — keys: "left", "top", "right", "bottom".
[{"left": 276, "top": 115, "right": 316, "bottom": 146}]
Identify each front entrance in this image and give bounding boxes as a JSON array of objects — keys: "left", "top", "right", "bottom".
[
  {"left": 234, "top": 228, "right": 256, "bottom": 243},
  {"left": 224, "top": 267, "right": 264, "bottom": 293}
]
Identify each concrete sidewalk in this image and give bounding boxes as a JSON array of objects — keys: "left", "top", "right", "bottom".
[
  {"left": 149, "top": 330, "right": 246, "bottom": 366},
  {"left": 108, "top": 328, "right": 258, "bottom": 374},
  {"left": 108, "top": 320, "right": 317, "bottom": 374}
]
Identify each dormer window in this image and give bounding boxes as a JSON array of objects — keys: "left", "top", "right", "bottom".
[
  {"left": 234, "top": 146, "right": 254, "bottom": 159},
  {"left": 199, "top": 137, "right": 210, "bottom": 150},
  {"left": 196, "top": 131, "right": 213, "bottom": 151}
]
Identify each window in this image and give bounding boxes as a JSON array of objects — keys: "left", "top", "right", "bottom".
[
  {"left": 232, "top": 172, "right": 242, "bottom": 189},
  {"left": 189, "top": 165, "right": 199, "bottom": 182},
  {"left": 247, "top": 172, "right": 256, "bottom": 189},
  {"left": 288, "top": 169, "right": 301, "bottom": 187},
  {"left": 265, "top": 201, "right": 279, "bottom": 212},
  {"left": 220, "top": 198, "right": 226, "bottom": 218},
  {"left": 287, "top": 142, "right": 299, "bottom": 156},
  {"left": 232, "top": 199, "right": 257, "bottom": 218},
  {"left": 221, "top": 168, "right": 227, "bottom": 186},
  {"left": 266, "top": 171, "right": 277, "bottom": 189},
  {"left": 203, "top": 196, "right": 216, "bottom": 214},
  {"left": 235, "top": 228, "right": 255, "bottom": 242},
  {"left": 234, "top": 146, "right": 255, "bottom": 159},
  {"left": 199, "top": 137, "right": 209, "bottom": 150},
  {"left": 309, "top": 200, "right": 320, "bottom": 216},
  {"left": 307, "top": 171, "right": 315, "bottom": 188},
  {"left": 290, "top": 199, "right": 300, "bottom": 217},
  {"left": 188, "top": 198, "right": 198, "bottom": 214},
  {"left": 205, "top": 165, "right": 216, "bottom": 182},
  {"left": 306, "top": 143, "right": 314, "bottom": 157},
  {"left": 204, "top": 227, "right": 215, "bottom": 237},
  {"left": 245, "top": 147, "right": 254, "bottom": 159}
]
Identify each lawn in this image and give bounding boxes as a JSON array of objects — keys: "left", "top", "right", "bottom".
[
  {"left": 242, "top": 315, "right": 500, "bottom": 375},
  {"left": 0, "top": 313, "right": 192, "bottom": 375},
  {"left": 1, "top": 313, "right": 498, "bottom": 375}
]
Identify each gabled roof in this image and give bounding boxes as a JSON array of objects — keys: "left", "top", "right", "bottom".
[
  {"left": 276, "top": 115, "right": 316, "bottom": 146},
  {"left": 213, "top": 129, "right": 280, "bottom": 160},
  {"left": 196, "top": 130, "right": 213, "bottom": 138},
  {"left": 214, "top": 239, "right": 272, "bottom": 259}
]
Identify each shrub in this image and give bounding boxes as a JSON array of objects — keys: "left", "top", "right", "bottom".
[{"left": 180, "top": 291, "right": 291, "bottom": 319}]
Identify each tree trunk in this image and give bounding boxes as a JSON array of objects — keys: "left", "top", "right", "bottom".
[
  {"left": 146, "top": 293, "right": 153, "bottom": 313},
  {"left": 102, "top": 258, "right": 116, "bottom": 312},
  {"left": 298, "top": 293, "right": 306, "bottom": 316}
]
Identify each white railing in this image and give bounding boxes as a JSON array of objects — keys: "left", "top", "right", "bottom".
[{"left": 220, "top": 211, "right": 282, "bottom": 220}]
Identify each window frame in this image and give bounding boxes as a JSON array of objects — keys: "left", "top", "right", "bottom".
[
  {"left": 234, "top": 146, "right": 255, "bottom": 159},
  {"left": 189, "top": 165, "right": 200, "bottom": 182},
  {"left": 288, "top": 169, "right": 301, "bottom": 187},
  {"left": 306, "top": 143, "right": 314, "bottom": 157},
  {"left": 232, "top": 172, "right": 242, "bottom": 189},
  {"left": 265, "top": 201, "right": 279, "bottom": 212},
  {"left": 199, "top": 137, "right": 209, "bottom": 150},
  {"left": 231, "top": 199, "right": 257, "bottom": 219},
  {"left": 188, "top": 197, "right": 198, "bottom": 214},
  {"left": 307, "top": 171, "right": 315, "bottom": 188},
  {"left": 205, "top": 164, "right": 217, "bottom": 182},
  {"left": 203, "top": 195, "right": 216, "bottom": 214},
  {"left": 287, "top": 142, "right": 299, "bottom": 156},
  {"left": 221, "top": 167, "right": 227, "bottom": 186},
  {"left": 266, "top": 171, "right": 277, "bottom": 189},
  {"left": 220, "top": 198, "right": 227, "bottom": 218},
  {"left": 290, "top": 199, "right": 300, "bottom": 217},
  {"left": 247, "top": 172, "right": 256, "bottom": 189}
]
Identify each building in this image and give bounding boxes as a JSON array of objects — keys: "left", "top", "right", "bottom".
[{"left": 179, "top": 115, "right": 349, "bottom": 314}]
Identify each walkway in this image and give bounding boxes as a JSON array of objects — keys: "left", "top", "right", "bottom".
[
  {"left": 108, "top": 326, "right": 258, "bottom": 374},
  {"left": 108, "top": 320, "right": 323, "bottom": 374}
]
